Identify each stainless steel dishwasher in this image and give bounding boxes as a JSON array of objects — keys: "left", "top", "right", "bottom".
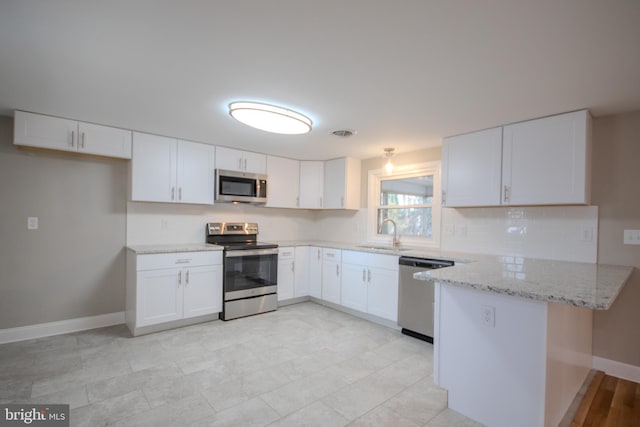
[{"left": 398, "top": 256, "right": 454, "bottom": 343}]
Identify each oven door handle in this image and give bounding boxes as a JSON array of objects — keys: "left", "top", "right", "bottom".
[{"left": 225, "top": 248, "right": 279, "bottom": 257}]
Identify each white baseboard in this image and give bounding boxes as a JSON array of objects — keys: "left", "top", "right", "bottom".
[
  {"left": 592, "top": 356, "right": 640, "bottom": 383},
  {"left": 0, "top": 312, "right": 125, "bottom": 344}
]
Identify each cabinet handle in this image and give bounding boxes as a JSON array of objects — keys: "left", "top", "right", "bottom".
[
  {"left": 367, "top": 269, "right": 371, "bottom": 283},
  {"left": 81, "top": 132, "right": 85, "bottom": 149},
  {"left": 243, "top": 158, "right": 247, "bottom": 171},
  {"left": 70, "top": 130, "right": 75, "bottom": 147},
  {"left": 341, "top": 197, "right": 344, "bottom": 208},
  {"left": 171, "top": 187, "right": 175, "bottom": 201},
  {"left": 291, "top": 261, "right": 295, "bottom": 272},
  {"left": 179, "top": 187, "right": 182, "bottom": 201},
  {"left": 503, "top": 185, "right": 509, "bottom": 202},
  {"left": 317, "top": 249, "right": 321, "bottom": 260},
  {"left": 296, "top": 196, "right": 299, "bottom": 208},
  {"left": 238, "top": 158, "right": 242, "bottom": 170},
  {"left": 186, "top": 270, "right": 189, "bottom": 285},
  {"left": 319, "top": 197, "right": 323, "bottom": 208},
  {"left": 175, "top": 259, "right": 191, "bottom": 264},
  {"left": 362, "top": 268, "right": 366, "bottom": 282},
  {"left": 336, "top": 264, "right": 339, "bottom": 277},
  {"left": 442, "top": 190, "right": 446, "bottom": 204},
  {"left": 178, "top": 270, "right": 182, "bottom": 286}
]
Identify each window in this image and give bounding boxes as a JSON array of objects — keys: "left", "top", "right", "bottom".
[{"left": 368, "top": 162, "right": 441, "bottom": 247}]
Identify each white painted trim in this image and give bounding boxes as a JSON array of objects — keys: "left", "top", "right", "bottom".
[
  {"left": 592, "top": 356, "right": 640, "bottom": 383},
  {"left": 0, "top": 312, "right": 125, "bottom": 344}
]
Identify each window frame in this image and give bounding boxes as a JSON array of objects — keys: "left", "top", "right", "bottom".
[{"left": 367, "top": 161, "right": 441, "bottom": 248}]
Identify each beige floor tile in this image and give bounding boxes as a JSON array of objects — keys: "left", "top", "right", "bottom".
[
  {"left": 269, "top": 401, "right": 348, "bottom": 427},
  {"left": 348, "top": 405, "right": 421, "bottom": 427},
  {"left": 424, "top": 408, "right": 486, "bottom": 427}
]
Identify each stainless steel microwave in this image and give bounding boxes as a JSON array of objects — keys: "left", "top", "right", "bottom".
[{"left": 215, "top": 169, "right": 268, "bottom": 204}]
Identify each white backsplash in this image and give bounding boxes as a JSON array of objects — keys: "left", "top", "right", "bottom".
[
  {"left": 128, "top": 203, "right": 598, "bottom": 263},
  {"left": 440, "top": 206, "right": 599, "bottom": 263},
  {"left": 126, "top": 202, "right": 317, "bottom": 245}
]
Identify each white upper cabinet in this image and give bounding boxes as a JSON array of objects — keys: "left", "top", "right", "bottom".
[
  {"left": 131, "top": 133, "right": 177, "bottom": 203},
  {"left": 442, "top": 110, "right": 591, "bottom": 207},
  {"left": 502, "top": 110, "right": 591, "bottom": 206},
  {"left": 14, "top": 111, "right": 132, "bottom": 159},
  {"left": 323, "top": 157, "right": 361, "bottom": 210},
  {"left": 177, "top": 140, "right": 215, "bottom": 205},
  {"left": 131, "top": 132, "right": 214, "bottom": 205},
  {"left": 215, "top": 146, "right": 266, "bottom": 174},
  {"left": 442, "top": 127, "right": 503, "bottom": 207},
  {"left": 299, "top": 161, "right": 324, "bottom": 209},
  {"left": 266, "top": 155, "right": 300, "bottom": 208}
]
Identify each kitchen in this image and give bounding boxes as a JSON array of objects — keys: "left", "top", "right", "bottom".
[{"left": 1, "top": 1, "right": 640, "bottom": 426}]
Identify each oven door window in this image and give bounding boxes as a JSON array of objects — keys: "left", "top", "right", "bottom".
[
  {"left": 224, "top": 253, "right": 277, "bottom": 292},
  {"left": 220, "top": 176, "right": 256, "bottom": 197}
]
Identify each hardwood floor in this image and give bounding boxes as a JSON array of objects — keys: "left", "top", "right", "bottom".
[{"left": 571, "top": 371, "right": 640, "bottom": 426}]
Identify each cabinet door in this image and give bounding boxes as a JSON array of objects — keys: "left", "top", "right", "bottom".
[
  {"left": 341, "top": 263, "right": 367, "bottom": 313},
  {"left": 243, "top": 151, "right": 267, "bottom": 174},
  {"left": 299, "top": 161, "right": 324, "bottom": 208},
  {"left": 441, "top": 127, "right": 503, "bottom": 207},
  {"left": 277, "top": 258, "right": 295, "bottom": 301},
  {"left": 308, "top": 247, "right": 323, "bottom": 298},
  {"left": 367, "top": 267, "right": 399, "bottom": 322},
  {"left": 266, "top": 155, "right": 300, "bottom": 208},
  {"left": 137, "top": 268, "right": 183, "bottom": 326},
  {"left": 321, "top": 261, "right": 341, "bottom": 304},
  {"left": 323, "top": 158, "right": 346, "bottom": 209},
  {"left": 177, "top": 140, "right": 215, "bottom": 205},
  {"left": 131, "top": 132, "right": 178, "bottom": 202},
  {"left": 78, "top": 122, "right": 132, "bottom": 159},
  {"left": 502, "top": 110, "right": 590, "bottom": 205},
  {"left": 294, "top": 247, "right": 310, "bottom": 297},
  {"left": 215, "top": 146, "right": 244, "bottom": 171},
  {"left": 183, "top": 265, "right": 222, "bottom": 318},
  {"left": 14, "top": 111, "right": 78, "bottom": 152}
]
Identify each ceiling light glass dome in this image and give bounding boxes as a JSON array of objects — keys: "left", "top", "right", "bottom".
[{"left": 229, "top": 102, "right": 312, "bottom": 135}]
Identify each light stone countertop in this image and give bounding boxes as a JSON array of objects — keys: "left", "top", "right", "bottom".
[
  {"left": 125, "top": 239, "right": 633, "bottom": 310},
  {"left": 415, "top": 256, "right": 633, "bottom": 310},
  {"left": 127, "top": 243, "right": 223, "bottom": 254}
]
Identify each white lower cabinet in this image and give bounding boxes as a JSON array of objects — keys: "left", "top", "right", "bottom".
[
  {"left": 341, "top": 250, "right": 399, "bottom": 322},
  {"left": 126, "top": 250, "right": 222, "bottom": 334},
  {"left": 321, "top": 248, "right": 342, "bottom": 305},
  {"left": 308, "top": 246, "right": 323, "bottom": 298},
  {"left": 294, "top": 247, "right": 310, "bottom": 297},
  {"left": 277, "top": 247, "right": 295, "bottom": 301}
]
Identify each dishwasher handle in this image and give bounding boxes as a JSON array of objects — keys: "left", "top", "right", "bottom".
[{"left": 398, "top": 256, "right": 454, "bottom": 269}]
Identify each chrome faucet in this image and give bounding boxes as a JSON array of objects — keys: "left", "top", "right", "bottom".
[{"left": 378, "top": 218, "right": 400, "bottom": 248}]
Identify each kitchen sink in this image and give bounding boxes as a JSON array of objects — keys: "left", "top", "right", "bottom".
[{"left": 356, "top": 245, "right": 412, "bottom": 252}]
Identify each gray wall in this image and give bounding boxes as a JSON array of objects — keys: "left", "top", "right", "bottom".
[
  {"left": 0, "top": 116, "right": 127, "bottom": 329},
  {"left": 592, "top": 111, "right": 640, "bottom": 366}
]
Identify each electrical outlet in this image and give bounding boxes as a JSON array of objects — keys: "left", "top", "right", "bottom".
[
  {"left": 481, "top": 305, "right": 495, "bottom": 327},
  {"left": 623, "top": 229, "right": 640, "bottom": 245},
  {"left": 27, "top": 217, "right": 39, "bottom": 230},
  {"left": 580, "top": 226, "right": 594, "bottom": 242}
]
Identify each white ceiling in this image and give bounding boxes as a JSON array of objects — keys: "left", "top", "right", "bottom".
[{"left": 1, "top": 1, "right": 639, "bottom": 161}]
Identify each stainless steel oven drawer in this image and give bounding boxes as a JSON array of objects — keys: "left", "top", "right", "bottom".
[{"left": 222, "top": 293, "right": 277, "bottom": 320}]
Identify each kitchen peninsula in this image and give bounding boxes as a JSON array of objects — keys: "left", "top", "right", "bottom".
[{"left": 416, "top": 258, "right": 633, "bottom": 427}]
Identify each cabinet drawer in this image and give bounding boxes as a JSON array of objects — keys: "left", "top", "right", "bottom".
[
  {"left": 278, "top": 247, "right": 295, "bottom": 259},
  {"left": 137, "top": 251, "right": 221, "bottom": 271},
  {"left": 322, "top": 248, "right": 341, "bottom": 262},
  {"left": 342, "top": 250, "right": 398, "bottom": 271}
]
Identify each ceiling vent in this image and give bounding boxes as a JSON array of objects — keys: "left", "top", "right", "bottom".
[{"left": 332, "top": 129, "right": 355, "bottom": 137}]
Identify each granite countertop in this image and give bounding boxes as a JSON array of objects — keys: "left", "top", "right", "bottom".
[
  {"left": 415, "top": 256, "right": 633, "bottom": 310},
  {"left": 127, "top": 243, "right": 223, "bottom": 254}
]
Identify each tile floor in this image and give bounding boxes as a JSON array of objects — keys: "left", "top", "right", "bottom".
[{"left": 0, "top": 302, "right": 483, "bottom": 426}]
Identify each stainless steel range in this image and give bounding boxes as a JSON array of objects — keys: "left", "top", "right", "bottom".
[{"left": 206, "top": 222, "right": 278, "bottom": 320}]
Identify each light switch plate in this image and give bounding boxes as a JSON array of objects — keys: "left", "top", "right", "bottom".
[
  {"left": 481, "top": 305, "right": 495, "bottom": 327},
  {"left": 623, "top": 229, "right": 640, "bottom": 245},
  {"left": 27, "top": 217, "right": 39, "bottom": 230}
]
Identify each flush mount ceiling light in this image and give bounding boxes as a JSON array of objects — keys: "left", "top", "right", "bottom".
[
  {"left": 228, "top": 101, "right": 312, "bottom": 135},
  {"left": 383, "top": 147, "right": 396, "bottom": 173}
]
